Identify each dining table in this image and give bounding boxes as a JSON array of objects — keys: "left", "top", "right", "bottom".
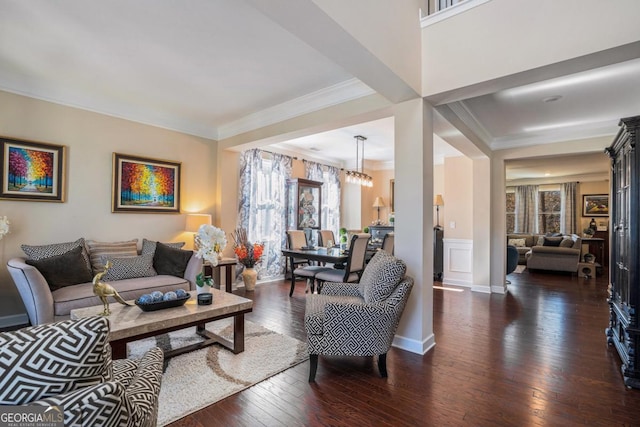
[{"left": 281, "top": 247, "right": 349, "bottom": 296}]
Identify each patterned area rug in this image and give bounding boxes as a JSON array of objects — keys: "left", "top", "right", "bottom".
[
  {"left": 514, "top": 265, "right": 527, "bottom": 274},
  {"left": 127, "top": 319, "right": 309, "bottom": 426}
]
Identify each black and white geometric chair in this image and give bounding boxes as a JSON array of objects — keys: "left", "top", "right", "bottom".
[
  {"left": 304, "top": 250, "right": 414, "bottom": 382},
  {"left": 0, "top": 316, "right": 163, "bottom": 427}
]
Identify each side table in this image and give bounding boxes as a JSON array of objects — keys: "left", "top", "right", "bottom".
[
  {"left": 578, "top": 262, "right": 596, "bottom": 278},
  {"left": 204, "top": 257, "right": 237, "bottom": 292}
]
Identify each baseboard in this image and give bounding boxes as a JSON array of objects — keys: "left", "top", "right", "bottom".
[
  {"left": 0, "top": 313, "right": 29, "bottom": 329},
  {"left": 442, "top": 277, "right": 472, "bottom": 288},
  {"left": 392, "top": 332, "right": 435, "bottom": 355},
  {"left": 491, "top": 284, "right": 508, "bottom": 294}
]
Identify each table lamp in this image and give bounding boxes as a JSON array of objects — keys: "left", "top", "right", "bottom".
[
  {"left": 185, "top": 213, "right": 212, "bottom": 249},
  {"left": 373, "top": 197, "right": 385, "bottom": 224}
]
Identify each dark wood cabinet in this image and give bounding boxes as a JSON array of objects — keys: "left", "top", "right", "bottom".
[
  {"left": 369, "top": 225, "right": 394, "bottom": 249},
  {"left": 605, "top": 115, "right": 640, "bottom": 388},
  {"left": 285, "top": 178, "right": 323, "bottom": 231},
  {"left": 434, "top": 226, "right": 443, "bottom": 281}
]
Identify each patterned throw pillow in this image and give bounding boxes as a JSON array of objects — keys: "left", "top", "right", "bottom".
[
  {"left": 508, "top": 238, "right": 526, "bottom": 248},
  {"left": 25, "top": 246, "right": 94, "bottom": 291},
  {"left": 140, "top": 238, "right": 185, "bottom": 256},
  {"left": 86, "top": 239, "right": 138, "bottom": 274},
  {"left": 0, "top": 316, "right": 112, "bottom": 405},
  {"left": 359, "top": 251, "right": 406, "bottom": 303},
  {"left": 102, "top": 253, "right": 157, "bottom": 281},
  {"left": 21, "top": 237, "right": 91, "bottom": 272}
]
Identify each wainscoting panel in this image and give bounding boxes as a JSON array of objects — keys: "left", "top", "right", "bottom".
[{"left": 442, "top": 238, "right": 473, "bottom": 288}]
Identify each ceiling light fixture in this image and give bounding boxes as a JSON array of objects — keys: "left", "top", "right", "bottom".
[{"left": 345, "top": 135, "right": 373, "bottom": 187}]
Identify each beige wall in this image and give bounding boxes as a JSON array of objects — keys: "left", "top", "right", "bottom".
[
  {"left": 0, "top": 91, "right": 217, "bottom": 317},
  {"left": 579, "top": 181, "right": 610, "bottom": 232},
  {"left": 443, "top": 156, "right": 473, "bottom": 239}
]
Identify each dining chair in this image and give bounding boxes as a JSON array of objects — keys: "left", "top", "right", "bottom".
[
  {"left": 381, "top": 232, "right": 394, "bottom": 254},
  {"left": 317, "top": 230, "right": 336, "bottom": 248},
  {"left": 315, "top": 233, "right": 370, "bottom": 291},
  {"left": 286, "top": 230, "right": 309, "bottom": 275}
]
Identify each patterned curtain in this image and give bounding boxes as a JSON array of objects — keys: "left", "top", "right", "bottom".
[
  {"left": 560, "top": 181, "right": 577, "bottom": 234},
  {"left": 237, "top": 149, "right": 292, "bottom": 279},
  {"left": 515, "top": 185, "right": 539, "bottom": 233},
  {"left": 305, "top": 160, "right": 341, "bottom": 239}
]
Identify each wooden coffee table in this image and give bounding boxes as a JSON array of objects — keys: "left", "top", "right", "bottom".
[{"left": 70, "top": 289, "right": 253, "bottom": 359}]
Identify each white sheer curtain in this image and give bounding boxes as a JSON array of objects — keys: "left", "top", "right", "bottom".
[
  {"left": 560, "top": 182, "right": 577, "bottom": 234},
  {"left": 515, "top": 185, "right": 539, "bottom": 233},
  {"left": 304, "top": 160, "right": 341, "bottom": 239},
  {"left": 237, "top": 149, "right": 292, "bottom": 279}
]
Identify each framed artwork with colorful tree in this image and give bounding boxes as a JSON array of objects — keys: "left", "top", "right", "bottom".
[
  {"left": 0, "top": 136, "right": 66, "bottom": 202},
  {"left": 112, "top": 153, "right": 181, "bottom": 213}
]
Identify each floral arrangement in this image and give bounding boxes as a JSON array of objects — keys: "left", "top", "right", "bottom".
[
  {"left": 0, "top": 216, "right": 9, "bottom": 240},
  {"left": 232, "top": 228, "right": 264, "bottom": 268},
  {"left": 194, "top": 224, "right": 227, "bottom": 267}
]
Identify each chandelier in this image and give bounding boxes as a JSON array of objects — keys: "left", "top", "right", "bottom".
[{"left": 345, "top": 135, "right": 373, "bottom": 187}]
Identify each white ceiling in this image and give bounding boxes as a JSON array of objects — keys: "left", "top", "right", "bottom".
[{"left": 0, "top": 1, "right": 635, "bottom": 179}]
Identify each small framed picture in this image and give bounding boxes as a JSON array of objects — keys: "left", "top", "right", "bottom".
[
  {"left": 0, "top": 136, "right": 66, "bottom": 202},
  {"left": 112, "top": 153, "right": 181, "bottom": 213},
  {"left": 596, "top": 221, "right": 608, "bottom": 232},
  {"left": 582, "top": 194, "right": 609, "bottom": 217}
]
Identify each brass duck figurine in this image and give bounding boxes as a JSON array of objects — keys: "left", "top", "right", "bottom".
[{"left": 93, "top": 261, "right": 132, "bottom": 316}]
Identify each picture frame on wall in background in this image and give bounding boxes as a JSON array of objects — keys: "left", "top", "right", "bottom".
[
  {"left": 390, "top": 179, "right": 395, "bottom": 212},
  {"left": 582, "top": 194, "right": 609, "bottom": 217},
  {"left": 112, "top": 153, "right": 181, "bottom": 213},
  {"left": 0, "top": 136, "right": 66, "bottom": 202}
]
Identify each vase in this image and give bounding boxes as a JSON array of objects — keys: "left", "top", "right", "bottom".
[
  {"left": 197, "top": 284, "right": 213, "bottom": 294},
  {"left": 242, "top": 267, "right": 257, "bottom": 291}
]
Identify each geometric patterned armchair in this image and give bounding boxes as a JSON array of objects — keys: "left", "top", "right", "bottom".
[
  {"left": 304, "top": 250, "right": 413, "bottom": 382},
  {"left": 0, "top": 316, "right": 163, "bottom": 427}
]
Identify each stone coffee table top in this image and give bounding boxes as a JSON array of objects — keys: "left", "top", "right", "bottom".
[{"left": 71, "top": 289, "right": 253, "bottom": 342}]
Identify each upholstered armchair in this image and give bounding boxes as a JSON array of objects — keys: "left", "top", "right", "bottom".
[
  {"left": 305, "top": 250, "right": 413, "bottom": 382},
  {"left": 0, "top": 316, "right": 163, "bottom": 427}
]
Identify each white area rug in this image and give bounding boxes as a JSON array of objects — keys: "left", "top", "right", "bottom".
[
  {"left": 514, "top": 265, "right": 527, "bottom": 274},
  {"left": 127, "top": 319, "right": 309, "bottom": 426}
]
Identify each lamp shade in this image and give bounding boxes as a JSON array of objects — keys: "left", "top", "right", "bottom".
[
  {"left": 434, "top": 194, "right": 444, "bottom": 206},
  {"left": 185, "top": 214, "right": 212, "bottom": 232},
  {"left": 373, "top": 197, "right": 386, "bottom": 208}
]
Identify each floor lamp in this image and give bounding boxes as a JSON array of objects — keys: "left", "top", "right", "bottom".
[{"left": 434, "top": 194, "right": 444, "bottom": 228}]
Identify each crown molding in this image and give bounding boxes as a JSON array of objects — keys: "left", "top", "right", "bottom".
[
  {"left": 446, "top": 101, "right": 493, "bottom": 145},
  {"left": 216, "top": 78, "right": 375, "bottom": 140}
]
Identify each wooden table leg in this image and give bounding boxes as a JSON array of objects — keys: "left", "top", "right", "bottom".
[
  {"left": 289, "top": 256, "right": 296, "bottom": 297},
  {"left": 111, "top": 340, "right": 127, "bottom": 359},
  {"left": 233, "top": 313, "right": 244, "bottom": 354},
  {"left": 225, "top": 265, "right": 232, "bottom": 293}
]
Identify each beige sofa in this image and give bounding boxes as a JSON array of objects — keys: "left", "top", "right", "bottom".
[
  {"left": 507, "top": 233, "right": 582, "bottom": 273},
  {"left": 525, "top": 234, "right": 582, "bottom": 273},
  {"left": 7, "top": 238, "right": 201, "bottom": 325}
]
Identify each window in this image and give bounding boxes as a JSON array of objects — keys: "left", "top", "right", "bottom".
[{"left": 538, "top": 190, "right": 561, "bottom": 234}]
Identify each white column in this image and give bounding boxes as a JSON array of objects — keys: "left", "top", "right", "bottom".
[
  {"left": 472, "top": 157, "right": 491, "bottom": 292},
  {"left": 490, "top": 156, "right": 507, "bottom": 293},
  {"left": 392, "top": 98, "right": 435, "bottom": 355}
]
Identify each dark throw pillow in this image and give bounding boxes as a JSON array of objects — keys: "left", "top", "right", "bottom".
[
  {"left": 25, "top": 246, "right": 94, "bottom": 291},
  {"left": 543, "top": 236, "right": 563, "bottom": 247},
  {"left": 153, "top": 242, "right": 193, "bottom": 277}
]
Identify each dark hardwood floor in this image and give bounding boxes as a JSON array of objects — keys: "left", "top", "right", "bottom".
[{"left": 169, "top": 269, "right": 640, "bottom": 426}]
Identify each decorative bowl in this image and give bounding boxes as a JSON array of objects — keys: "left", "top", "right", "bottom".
[{"left": 135, "top": 293, "right": 191, "bottom": 312}]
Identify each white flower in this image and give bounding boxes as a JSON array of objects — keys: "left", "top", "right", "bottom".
[
  {"left": 0, "top": 216, "right": 9, "bottom": 240},
  {"left": 194, "top": 224, "right": 227, "bottom": 267}
]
